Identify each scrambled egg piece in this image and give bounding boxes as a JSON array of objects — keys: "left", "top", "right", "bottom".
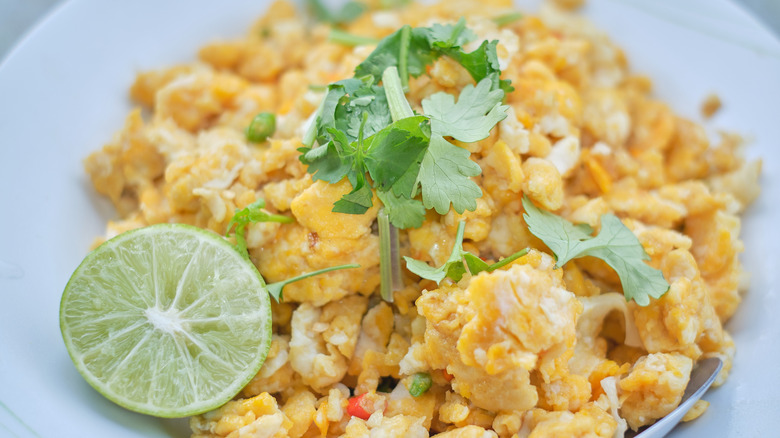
[
  {"left": 417, "top": 256, "right": 582, "bottom": 413},
  {"left": 289, "top": 296, "right": 368, "bottom": 392},
  {"left": 343, "top": 412, "right": 428, "bottom": 438},
  {"left": 433, "top": 426, "right": 499, "bottom": 438},
  {"left": 618, "top": 353, "right": 693, "bottom": 430},
  {"left": 190, "top": 393, "right": 292, "bottom": 438},
  {"left": 241, "top": 334, "right": 294, "bottom": 396},
  {"left": 519, "top": 402, "right": 618, "bottom": 438}
]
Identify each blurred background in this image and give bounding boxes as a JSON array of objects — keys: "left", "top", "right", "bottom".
[{"left": 1, "top": 0, "right": 778, "bottom": 62}]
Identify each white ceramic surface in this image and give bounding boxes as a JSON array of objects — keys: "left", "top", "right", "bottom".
[{"left": 0, "top": 1, "right": 778, "bottom": 437}]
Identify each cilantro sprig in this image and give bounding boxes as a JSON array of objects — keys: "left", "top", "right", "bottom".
[
  {"left": 225, "top": 198, "right": 359, "bottom": 302},
  {"left": 303, "top": 19, "right": 512, "bottom": 224},
  {"left": 299, "top": 19, "right": 513, "bottom": 301},
  {"left": 353, "top": 18, "right": 513, "bottom": 94},
  {"left": 404, "top": 221, "right": 528, "bottom": 284},
  {"left": 226, "top": 199, "right": 294, "bottom": 258},
  {"left": 521, "top": 196, "right": 669, "bottom": 306}
]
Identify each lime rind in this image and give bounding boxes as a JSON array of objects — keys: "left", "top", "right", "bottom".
[{"left": 60, "top": 224, "right": 272, "bottom": 418}]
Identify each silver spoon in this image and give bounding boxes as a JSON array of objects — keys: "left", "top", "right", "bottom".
[{"left": 626, "top": 356, "right": 723, "bottom": 438}]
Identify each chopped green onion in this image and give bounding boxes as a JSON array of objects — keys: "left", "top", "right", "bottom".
[
  {"left": 492, "top": 12, "right": 523, "bottom": 27},
  {"left": 328, "top": 29, "right": 380, "bottom": 47},
  {"left": 407, "top": 373, "right": 432, "bottom": 397},
  {"left": 246, "top": 112, "right": 276, "bottom": 142}
]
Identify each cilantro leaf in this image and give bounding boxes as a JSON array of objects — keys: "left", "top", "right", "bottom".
[
  {"left": 298, "top": 140, "right": 351, "bottom": 184},
  {"left": 344, "top": 84, "right": 391, "bottom": 141},
  {"left": 439, "top": 40, "right": 514, "bottom": 94},
  {"left": 305, "top": 0, "right": 366, "bottom": 24},
  {"left": 226, "top": 199, "right": 294, "bottom": 258},
  {"left": 364, "top": 116, "right": 429, "bottom": 192},
  {"left": 332, "top": 113, "right": 375, "bottom": 214},
  {"left": 422, "top": 75, "right": 509, "bottom": 142},
  {"left": 319, "top": 78, "right": 391, "bottom": 145},
  {"left": 422, "top": 18, "right": 477, "bottom": 50},
  {"left": 415, "top": 134, "right": 482, "bottom": 215},
  {"left": 354, "top": 26, "right": 437, "bottom": 82},
  {"left": 405, "top": 221, "right": 469, "bottom": 283},
  {"left": 411, "top": 75, "right": 508, "bottom": 215},
  {"left": 521, "top": 195, "right": 670, "bottom": 306},
  {"left": 404, "top": 220, "right": 529, "bottom": 283},
  {"left": 376, "top": 190, "right": 425, "bottom": 229},
  {"left": 332, "top": 186, "right": 373, "bottom": 214},
  {"left": 462, "top": 253, "right": 489, "bottom": 275}
]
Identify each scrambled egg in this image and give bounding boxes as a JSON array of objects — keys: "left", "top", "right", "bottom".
[{"left": 84, "top": 0, "right": 759, "bottom": 436}]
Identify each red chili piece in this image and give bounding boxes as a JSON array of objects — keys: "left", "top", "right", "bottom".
[{"left": 347, "top": 393, "right": 372, "bottom": 420}]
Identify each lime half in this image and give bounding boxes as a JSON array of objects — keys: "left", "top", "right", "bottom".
[{"left": 60, "top": 224, "right": 272, "bottom": 418}]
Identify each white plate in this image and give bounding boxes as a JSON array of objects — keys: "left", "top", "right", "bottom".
[{"left": 0, "top": 0, "right": 778, "bottom": 437}]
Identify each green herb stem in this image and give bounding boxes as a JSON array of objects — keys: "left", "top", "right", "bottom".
[
  {"left": 398, "top": 25, "right": 412, "bottom": 91},
  {"left": 487, "top": 248, "right": 528, "bottom": 272},
  {"left": 407, "top": 372, "right": 432, "bottom": 397},
  {"left": 378, "top": 209, "right": 402, "bottom": 302},
  {"left": 267, "top": 264, "right": 360, "bottom": 302},
  {"left": 328, "top": 29, "right": 380, "bottom": 47},
  {"left": 378, "top": 68, "right": 413, "bottom": 302},
  {"left": 226, "top": 199, "right": 294, "bottom": 259},
  {"left": 453, "top": 220, "right": 466, "bottom": 250},
  {"left": 262, "top": 214, "right": 294, "bottom": 224},
  {"left": 492, "top": 12, "right": 524, "bottom": 27},
  {"left": 354, "top": 112, "right": 369, "bottom": 172},
  {"left": 382, "top": 66, "right": 414, "bottom": 121}
]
